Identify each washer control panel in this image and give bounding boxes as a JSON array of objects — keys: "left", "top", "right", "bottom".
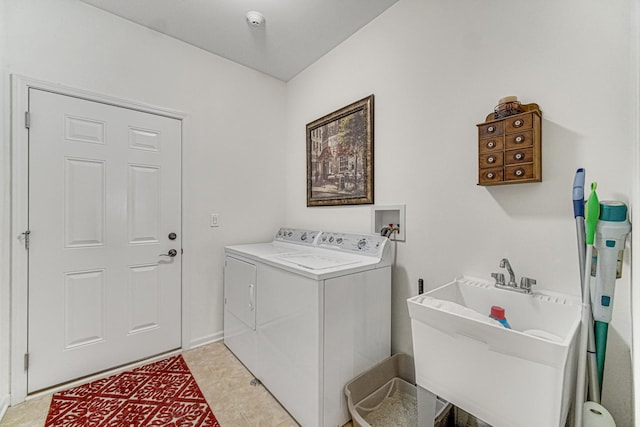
[
  {"left": 317, "top": 232, "right": 387, "bottom": 256},
  {"left": 273, "top": 228, "right": 388, "bottom": 255},
  {"left": 275, "top": 228, "right": 320, "bottom": 246}
]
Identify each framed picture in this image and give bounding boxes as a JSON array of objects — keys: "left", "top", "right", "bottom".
[{"left": 306, "top": 95, "right": 374, "bottom": 207}]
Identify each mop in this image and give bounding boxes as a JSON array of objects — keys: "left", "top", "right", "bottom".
[
  {"left": 573, "top": 176, "right": 617, "bottom": 427},
  {"left": 572, "top": 169, "right": 600, "bottom": 404},
  {"left": 573, "top": 181, "right": 599, "bottom": 427}
]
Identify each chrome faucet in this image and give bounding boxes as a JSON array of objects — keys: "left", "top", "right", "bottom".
[
  {"left": 519, "top": 277, "right": 537, "bottom": 294},
  {"left": 500, "top": 258, "right": 517, "bottom": 287},
  {"left": 492, "top": 258, "right": 536, "bottom": 294}
]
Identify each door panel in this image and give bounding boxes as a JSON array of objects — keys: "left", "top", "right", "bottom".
[
  {"left": 27, "top": 89, "right": 182, "bottom": 392},
  {"left": 64, "top": 158, "right": 106, "bottom": 247},
  {"left": 63, "top": 269, "right": 105, "bottom": 349},
  {"left": 128, "top": 263, "right": 161, "bottom": 333},
  {"left": 128, "top": 164, "right": 160, "bottom": 243}
]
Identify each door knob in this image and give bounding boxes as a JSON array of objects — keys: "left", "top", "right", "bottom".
[{"left": 160, "top": 249, "right": 178, "bottom": 257}]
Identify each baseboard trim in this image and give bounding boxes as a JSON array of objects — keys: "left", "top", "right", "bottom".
[
  {"left": 0, "top": 393, "right": 10, "bottom": 422},
  {"left": 188, "top": 331, "right": 223, "bottom": 350}
]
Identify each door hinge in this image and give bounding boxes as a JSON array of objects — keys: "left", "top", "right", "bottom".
[
  {"left": 21, "top": 230, "right": 31, "bottom": 250},
  {"left": 24, "top": 353, "right": 29, "bottom": 370},
  {"left": 25, "top": 111, "right": 31, "bottom": 129}
]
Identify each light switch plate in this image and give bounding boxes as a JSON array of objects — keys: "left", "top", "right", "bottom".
[{"left": 210, "top": 213, "right": 220, "bottom": 227}]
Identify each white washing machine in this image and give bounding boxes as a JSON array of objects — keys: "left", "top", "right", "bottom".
[{"left": 224, "top": 228, "right": 392, "bottom": 427}]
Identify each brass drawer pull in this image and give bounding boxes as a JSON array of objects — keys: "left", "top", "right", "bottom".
[
  {"left": 514, "top": 168, "right": 525, "bottom": 177},
  {"left": 487, "top": 156, "right": 496, "bottom": 164},
  {"left": 486, "top": 172, "right": 496, "bottom": 179},
  {"left": 514, "top": 152, "right": 525, "bottom": 161},
  {"left": 513, "top": 119, "right": 524, "bottom": 127},
  {"left": 514, "top": 135, "right": 525, "bottom": 143},
  {"left": 487, "top": 125, "right": 496, "bottom": 133},
  {"left": 486, "top": 141, "right": 496, "bottom": 149}
]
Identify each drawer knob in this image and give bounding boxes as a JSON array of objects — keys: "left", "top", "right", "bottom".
[
  {"left": 514, "top": 152, "right": 525, "bottom": 161},
  {"left": 486, "top": 172, "right": 495, "bottom": 179},
  {"left": 487, "top": 126, "right": 495, "bottom": 133},
  {"left": 514, "top": 135, "right": 525, "bottom": 143},
  {"left": 487, "top": 156, "right": 496, "bottom": 164},
  {"left": 514, "top": 168, "right": 525, "bottom": 177},
  {"left": 513, "top": 119, "right": 524, "bottom": 127},
  {"left": 487, "top": 141, "right": 496, "bottom": 149}
]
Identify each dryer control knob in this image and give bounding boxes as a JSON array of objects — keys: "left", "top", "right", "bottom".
[{"left": 357, "top": 239, "right": 367, "bottom": 250}]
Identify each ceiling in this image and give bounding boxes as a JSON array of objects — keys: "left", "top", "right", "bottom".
[{"left": 79, "top": 0, "right": 400, "bottom": 82}]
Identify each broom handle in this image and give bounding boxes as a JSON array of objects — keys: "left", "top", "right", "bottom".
[{"left": 576, "top": 218, "right": 601, "bottom": 403}]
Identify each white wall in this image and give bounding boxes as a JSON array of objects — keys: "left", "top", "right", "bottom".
[
  {"left": 285, "top": 0, "right": 635, "bottom": 425},
  {"left": 0, "top": 0, "right": 10, "bottom": 418},
  {"left": 1, "top": 0, "right": 636, "bottom": 424},
  {"left": 0, "top": 0, "right": 286, "bottom": 406}
]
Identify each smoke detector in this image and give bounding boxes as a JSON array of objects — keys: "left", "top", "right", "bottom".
[{"left": 246, "top": 11, "right": 265, "bottom": 27}]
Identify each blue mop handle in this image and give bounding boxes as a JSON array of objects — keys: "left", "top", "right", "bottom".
[{"left": 573, "top": 168, "right": 585, "bottom": 218}]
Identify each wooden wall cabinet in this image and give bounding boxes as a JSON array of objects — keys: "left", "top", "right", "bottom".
[{"left": 477, "top": 103, "right": 541, "bottom": 186}]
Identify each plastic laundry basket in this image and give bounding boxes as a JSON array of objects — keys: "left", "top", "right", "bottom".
[{"left": 344, "top": 353, "right": 451, "bottom": 427}]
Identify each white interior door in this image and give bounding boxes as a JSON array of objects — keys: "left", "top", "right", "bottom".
[{"left": 27, "top": 88, "right": 182, "bottom": 393}]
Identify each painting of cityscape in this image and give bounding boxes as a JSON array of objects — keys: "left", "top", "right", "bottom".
[{"left": 306, "top": 95, "right": 374, "bottom": 206}]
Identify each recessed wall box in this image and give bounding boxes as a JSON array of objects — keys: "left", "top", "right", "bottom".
[{"left": 372, "top": 204, "right": 405, "bottom": 241}]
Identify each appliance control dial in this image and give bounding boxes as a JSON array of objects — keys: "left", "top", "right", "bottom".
[
  {"left": 357, "top": 239, "right": 367, "bottom": 250},
  {"left": 301, "top": 232, "right": 308, "bottom": 241},
  {"left": 336, "top": 237, "right": 343, "bottom": 244}
]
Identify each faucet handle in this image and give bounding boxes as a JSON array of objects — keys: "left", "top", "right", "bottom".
[
  {"left": 491, "top": 272, "right": 505, "bottom": 285},
  {"left": 520, "top": 277, "right": 537, "bottom": 293}
]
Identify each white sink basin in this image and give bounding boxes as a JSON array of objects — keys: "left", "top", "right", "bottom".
[{"left": 407, "top": 276, "right": 581, "bottom": 427}]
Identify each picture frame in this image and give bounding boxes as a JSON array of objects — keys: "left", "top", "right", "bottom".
[{"left": 306, "top": 95, "right": 374, "bottom": 207}]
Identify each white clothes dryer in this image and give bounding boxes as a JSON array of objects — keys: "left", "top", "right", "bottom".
[{"left": 224, "top": 228, "right": 392, "bottom": 427}]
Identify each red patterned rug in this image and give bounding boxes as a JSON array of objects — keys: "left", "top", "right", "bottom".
[{"left": 45, "top": 355, "right": 220, "bottom": 427}]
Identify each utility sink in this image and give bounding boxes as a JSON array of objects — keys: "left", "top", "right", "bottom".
[{"left": 407, "top": 276, "right": 581, "bottom": 427}]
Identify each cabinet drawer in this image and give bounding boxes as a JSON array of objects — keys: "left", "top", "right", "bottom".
[
  {"left": 479, "top": 168, "right": 503, "bottom": 184},
  {"left": 479, "top": 152, "right": 503, "bottom": 168},
  {"left": 478, "top": 137, "right": 504, "bottom": 153},
  {"left": 505, "top": 147, "right": 534, "bottom": 165},
  {"left": 504, "top": 163, "right": 534, "bottom": 181},
  {"left": 478, "top": 121, "right": 504, "bottom": 139},
  {"left": 505, "top": 130, "right": 534, "bottom": 149},
  {"left": 505, "top": 113, "right": 533, "bottom": 133}
]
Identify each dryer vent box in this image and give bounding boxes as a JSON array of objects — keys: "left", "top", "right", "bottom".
[{"left": 372, "top": 204, "right": 405, "bottom": 241}]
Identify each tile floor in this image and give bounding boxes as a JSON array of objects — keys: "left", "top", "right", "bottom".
[{"left": 0, "top": 342, "right": 355, "bottom": 427}]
